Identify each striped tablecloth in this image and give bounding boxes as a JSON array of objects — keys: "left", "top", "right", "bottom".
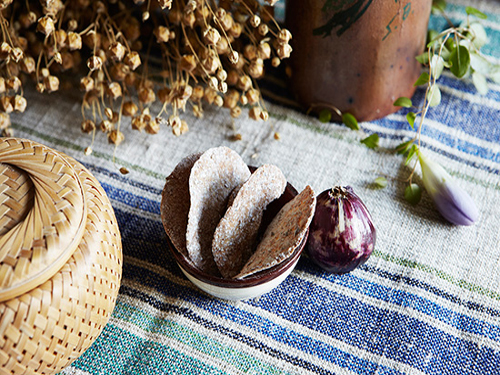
[{"left": 7, "top": 0, "right": 500, "bottom": 374}]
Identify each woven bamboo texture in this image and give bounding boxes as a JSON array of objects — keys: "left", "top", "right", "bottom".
[{"left": 0, "top": 138, "right": 122, "bottom": 374}]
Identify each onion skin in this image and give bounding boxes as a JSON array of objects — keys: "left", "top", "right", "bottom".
[{"left": 307, "top": 186, "right": 376, "bottom": 274}]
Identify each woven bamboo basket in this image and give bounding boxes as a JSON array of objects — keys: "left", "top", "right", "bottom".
[{"left": 0, "top": 137, "right": 122, "bottom": 374}]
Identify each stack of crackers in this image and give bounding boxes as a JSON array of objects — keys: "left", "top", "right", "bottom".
[{"left": 161, "top": 147, "right": 316, "bottom": 279}]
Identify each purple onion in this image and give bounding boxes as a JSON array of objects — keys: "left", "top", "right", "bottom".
[{"left": 307, "top": 186, "right": 376, "bottom": 274}]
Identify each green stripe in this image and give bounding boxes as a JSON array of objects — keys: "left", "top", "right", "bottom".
[
  {"left": 112, "top": 301, "right": 291, "bottom": 375},
  {"left": 73, "top": 324, "right": 229, "bottom": 375},
  {"left": 373, "top": 249, "right": 500, "bottom": 301}
]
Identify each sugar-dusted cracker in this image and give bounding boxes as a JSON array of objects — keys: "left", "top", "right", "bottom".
[
  {"left": 212, "top": 165, "right": 287, "bottom": 278},
  {"left": 160, "top": 152, "right": 202, "bottom": 257},
  {"left": 235, "top": 185, "right": 316, "bottom": 279},
  {"left": 186, "top": 147, "right": 251, "bottom": 275}
]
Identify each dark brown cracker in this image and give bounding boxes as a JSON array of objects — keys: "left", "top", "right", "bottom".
[
  {"left": 160, "top": 153, "right": 202, "bottom": 257},
  {"left": 235, "top": 185, "right": 316, "bottom": 279},
  {"left": 186, "top": 147, "right": 251, "bottom": 275},
  {"left": 212, "top": 164, "right": 286, "bottom": 278}
]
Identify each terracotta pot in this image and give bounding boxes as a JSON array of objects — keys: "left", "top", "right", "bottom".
[{"left": 286, "top": 0, "right": 432, "bottom": 122}]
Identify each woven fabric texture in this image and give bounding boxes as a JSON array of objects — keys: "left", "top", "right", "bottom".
[{"left": 5, "top": 0, "right": 500, "bottom": 373}]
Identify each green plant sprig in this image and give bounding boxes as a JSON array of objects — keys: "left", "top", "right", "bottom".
[{"left": 394, "top": 1, "right": 497, "bottom": 204}]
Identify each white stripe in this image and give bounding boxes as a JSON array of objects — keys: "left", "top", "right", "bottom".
[
  {"left": 122, "top": 256, "right": 433, "bottom": 375},
  {"left": 361, "top": 121, "right": 500, "bottom": 175},
  {"left": 293, "top": 269, "right": 500, "bottom": 351},
  {"left": 126, "top": 254, "right": 500, "bottom": 353},
  {"left": 385, "top": 113, "right": 500, "bottom": 154},
  {"left": 439, "top": 84, "right": 500, "bottom": 109},
  {"left": 118, "top": 280, "right": 363, "bottom": 375},
  {"left": 60, "top": 368, "right": 91, "bottom": 375}
]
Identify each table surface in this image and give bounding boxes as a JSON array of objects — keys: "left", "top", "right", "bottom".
[{"left": 7, "top": 0, "right": 500, "bottom": 374}]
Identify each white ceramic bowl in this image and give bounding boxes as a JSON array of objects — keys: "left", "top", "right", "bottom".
[{"left": 166, "top": 180, "right": 306, "bottom": 300}]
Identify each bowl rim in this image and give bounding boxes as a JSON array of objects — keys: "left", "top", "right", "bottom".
[
  {"left": 165, "top": 175, "right": 307, "bottom": 288},
  {"left": 166, "top": 229, "right": 307, "bottom": 288}
]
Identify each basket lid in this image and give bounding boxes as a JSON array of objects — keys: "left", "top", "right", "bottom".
[{"left": 0, "top": 138, "right": 87, "bottom": 301}]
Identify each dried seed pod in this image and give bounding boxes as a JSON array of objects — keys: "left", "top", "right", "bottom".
[
  {"left": 55, "top": 29, "right": 67, "bottom": 49},
  {"left": 0, "top": 112, "right": 11, "bottom": 129},
  {"left": 237, "top": 75, "right": 252, "bottom": 91},
  {"left": 80, "top": 76, "right": 94, "bottom": 91},
  {"left": 122, "top": 101, "right": 138, "bottom": 116},
  {"left": 249, "top": 15, "right": 261, "bottom": 28},
  {"left": 223, "top": 89, "right": 239, "bottom": 109},
  {"left": 155, "top": 26, "right": 170, "bottom": 43},
  {"left": 146, "top": 118, "right": 161, "bottom": 134},
  {"left": 106, "top": 82, "right": 122, "bottom": 99},
  {"left": 12, "top": 95, "right": 27, "bottom": 113},
  {"left": 10, "top": 47, "right": 23, "bottom": 63},
  {"left": 87, "top": 56, "right": 103, "bottom": 71},
  {"left": 277, "top": 44, "right": 292, "bottom": 59},
  {"left": 245, "top": 88, "right": 260, "bottom": 105},
  {"left": 228, "top": 50, "right": 239, "bottom": 64},
  {"left": 278, "top": 29, "right": 292, "bottom": 44},
  {"left": 44, "top": 76, "right": 60, "bottom": 92},
  {"left": 37, "top": 16, "right": 55, "bottom": 36},
  {"left": 109, "top": 42, "right": 126, "bottom": 61},
  {"left": 123, "top": 51, "right": 141, "bottom": 70},
  {"left": 230, "top": 106, "right": 242, "bottom": 118},
  {"left": 6, "top": 77, "right": 21, "bottom": 92},
  {"left": 191, "top": 85, "right": 204, "bottom": 101},
  {"left": 131, "top": 114, "right": 150, "bottom": 131},
  {"left": 100, "top": 120, "right": 114, "bottom": 133},
  {"left": 258, "top": 24, "right": 269, "bottom": 36},
  {"left": 203, "top": 27, "right": 221, "bottom": 46},
  {"left": 244, "top": 44, "right": 258, "bottom": 61},
  {"left": 138, "top": 87, "right": 155, "bottom": 104},
  {"left": 180, "top": 55, "right": 197, "bottom": 72},
  {"left": 214, "top": 95, "right": 223, "bottom": 107},
  {"left": 81, "top": 119, "right": 96, "bottom": 133},
  {"left": 108, "top": 129, "right": 124, "bottom": 145},
  {"left": 258, "top": 42, "right": 271, "bottom": 60},
  {"left": 248, "top": 60, "right": 264, "bottom": 78},
  {"left": 260, "top": 110, "right": 269, "bottom": 121},
  {"left": 0, "top": 97, "right": 13, "bottom": 113},
  {"left": 230, "top": 23, "right": 242, "bottom": 38},
  {"left": 249, "top": 106, "right": 262, "bottom": 120},
  {"left": 271, "top": 57, "right": 281, "bottom": 67},
  {"left": 67, "top": 31, "right": 82, "bottom": 50},
  {"left": 158, "top": 0, "right": 173, "bottom": 9}
]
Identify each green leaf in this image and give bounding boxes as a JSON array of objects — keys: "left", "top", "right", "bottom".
[
  {"left": 472, "top": 71, "right": 488, "bottom": 95},
  {"left": 405, "top": 144, "right": 419, "bottom": 166},
  {"left": 404, "top": 183, "right": 422, "bottom": 205},
  {"left": 430, "top": 55, "right": 445, "bottom": 79},
  {"left": 342, "top": 113, "right": 359, "bottom": 130},
  {"left": 393, "top": 97, "right": 413, "bottom": 108},
  {"left": 491, "top": 66, "right": 500, "bottom": 84},
  {"left": 406, "top": 112, "right": 417, "bottom": 129},
  {"left": 395, "top": 140, "right": 414, "bottom": 155},
  {"left": 449, "top": 45, "right": 470, "bottom": 78},
  {"left": 318, "top": 109, "right": 332, "bottom": 123},
  {"left": 374, "top": 177, "right": 388, "bottom": 188},
  {"left": 470, "top": 52, "right": 491, "bottom": 75},
  {"left": 360, "top": 133, "right": 379, "bottom": 149},
  {"left": 427, "top": 84, "right": 442, "bottom": 107},
  {"left": 414, "top": 72, "right": 430, "bottom": 86},
  {"left": 466, "top": 6, "right": 487, "bottom": 19},
  {"left": 416, "top": 52, "right": 430, "bottom": 64},
  {"left": 469, "top": 22, "right": 488, "bottom": 48}
]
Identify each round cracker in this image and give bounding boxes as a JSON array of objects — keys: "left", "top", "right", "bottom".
[
  {"left": 160, "top": 153, "right": 202, "bottom": 257},
  {"left": 212, "top": 164, "right": 286, "bottom": 278},
  {"left": 235, "top": 185, "right": 316, "bottom": 279},
  {"left": 186, "top": 147, "right": 251, "bottom": 276}
]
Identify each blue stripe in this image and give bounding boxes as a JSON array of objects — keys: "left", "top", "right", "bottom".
[
  {"left": 121, "top": 260, "right": 499, "bottom": 375},
  {"left": 118, "top": 283, "right": 400, "bottom": 375}
]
